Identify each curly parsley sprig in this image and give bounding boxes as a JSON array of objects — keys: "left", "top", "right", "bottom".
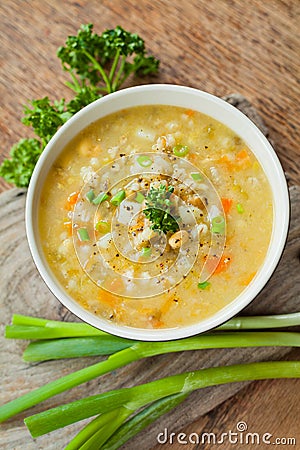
[
  {"left": 0, "top": 24, "right": 159, "bottom": 188},
  {"left": 144, "top": 184, "right": 180, "bottom": 234}
]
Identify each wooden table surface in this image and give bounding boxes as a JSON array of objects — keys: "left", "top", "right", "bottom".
[{"left": 0, "top": 1, "right": 299, "bottom": 449}]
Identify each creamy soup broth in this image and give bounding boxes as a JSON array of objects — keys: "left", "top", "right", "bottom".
[{"left": 39, "top": 105, "right": 273, "bottom": 329}]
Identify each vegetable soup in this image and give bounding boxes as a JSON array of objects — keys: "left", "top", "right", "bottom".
[{"left": 39, "top": 105, "right": 273, "bottom": 329}]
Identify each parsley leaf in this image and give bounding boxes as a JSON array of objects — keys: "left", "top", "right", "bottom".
[
  {"left": 144, "top": 184, "right": 180, "bottom": 234},
  {"left": 22, "top": 98, "right": 72, "bottom": 147},
  {"left": 0, "top": 24, "right": 159, "bottom": 188},
  {"left": 57, "top": 24, "right": 159, "bottom": 94},
  {"left": 0, "top": 139, "right": 42, "bottom": 188}
]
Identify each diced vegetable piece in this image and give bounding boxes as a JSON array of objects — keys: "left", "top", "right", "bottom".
[
  {"left": 237, "top": 203, "right": 244, "bottom": 213},
  {"left": 137, "top": 155, "right": 152, "bottom": 167},
  {"left": 141, "top": 247, "right": 151, "bottom": 257},
  {"left": 236, "top": 149, "right": 249, "bottom": 160},
  {"left": 191, "top": 172, "right": 202, "bottom": 181},
  {"left": 92, "top": 192, "right": 109, "bottom": 205},
  {"left": 213, "top": 255, "right": 231, "bottom": 274},
  {"left": 66, "top": 191, "right": 80, "bottom": 209},
  {"left": 86, "top": 189, "right": 95, "bottom": 202},
  {"left": 135, "top": 192, "right": 145, "bottom": 203},
  {"left": 77, "top": 228, "right": 90, "bottom": 241},
  {"left": 185, "top": 109, "right": 195, "bottom": 117},
  {"left": 110, "top": 190, "right": 126, "bottom": 206},
  {"left": 173, "top": 145, "right": 189, "bottom": 157},
  {"left": 95, "top": 221, "right": 110, "bottom": 234},
  {"left": 198, "top": 281, "right": 211, "bottom": 290},
  {"left": 221, "top": 198, "right": 233, "bottom": 214},
  {"left": 211, "top": 215, "right": 225, "bottom": 234},
  {"left": 63, "top": 221, "right": 73, "bottom": 236}
]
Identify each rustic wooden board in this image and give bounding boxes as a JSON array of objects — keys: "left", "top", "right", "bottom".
[{"left": 0, "top": 183, "right": 299, "bottom": 449}]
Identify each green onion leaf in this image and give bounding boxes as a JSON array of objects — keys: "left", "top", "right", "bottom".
[
  {"left": 1, "top": 331, "right": 300, "bottom": 425},
  {"left": 85, "top": 189, "right": 95, "bottom": 203},
  {"left": 92, "top": 192, "right": 109, "bottom": 205},
  {"left": 102, "top": 393, "right": 188, "bottom": 450},
  {"left": 137, "top": 155, "right": 152, "bottom": 167},
  {"left": 135, "top": 192, "right": 145, "bottom": 203},
  {"left": 95, "top": 221, "right": 110, "bottom": 234},
  {"left": 237, "top": 203, "right": 244, "bottom": 213},
  {"left": 141, "top": 247, "right": 151, "bottom": 258},
  {"left": 173, "top": 145, "right": 189, "bottom": 157},
  {"left": 110, "top": 190, "right": 126, "bottom": 206},
  {"left": 198, "top": 281, "right": 211, "bottom": 290},
  {"left": 191, "top": 172, "right": 202, "bottom": 181},
  {"left": 77, "top": 228, "right": 90, "bottom": 241},
  {"left": 23, "top": 336, "right": 133, "bottom": 362},
  {"left": 211, "top": 215, "right": 225, "bottom": 234},
  {"left": 24, "top": 361, "right": 300, "bottom": 437}
]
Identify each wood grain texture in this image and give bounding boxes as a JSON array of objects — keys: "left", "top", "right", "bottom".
[
  {"left": 0, "top": 185, "right": 299, "bottom": 449},
  {"left": 0, "top": 0, "right": 299, "bottom": 448}
]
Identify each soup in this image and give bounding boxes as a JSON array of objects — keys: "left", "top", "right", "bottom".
[{"left": 39, "top": 105, "right": 273, "bottom": 329}]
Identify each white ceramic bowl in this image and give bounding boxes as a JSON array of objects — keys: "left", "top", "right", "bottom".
[{"left": 26, "top": 84, "right": 289, "bottom": 341}]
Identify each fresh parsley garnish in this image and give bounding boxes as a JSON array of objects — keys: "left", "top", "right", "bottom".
[
  {"left": 0, "top": 139, "right": 42, "bottom": 188},
  {"left": 144, "top": 184, "right": 180, "bottom": 234},
  {"left": 57, "top": 24, "right": 159, "bottom": 95},
  {"left": 22, "top": 98, "right": 72, "bottom": 147},
  {"left": 0, "top": 24, "right": 159, "bottom": 188}
]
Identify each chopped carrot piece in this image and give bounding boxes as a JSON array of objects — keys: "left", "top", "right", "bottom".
[
  {"left": 214, "top": 255, "right": 232, "bottom": 274},
  {"left": 221, "top": 198, "right": 233, "bottom": 214},
  {"left": 99, "top": 289, "right": 118, "bottom": 307},
  {"left": 219, "top": 155, "right": 233, "bottom": 170},
  {"left": 151, "top": 317, "right": 164, "bottom": 328},
  {"left": 188, "top": 153, "right": 198, "bottom": 162},
  {"left": 236, "top": 149, "right": 251, "bottom": 169},
  {"left": 185, "top": 109, "right": 195, "bottom": 117},
  {"left": 236, "top": 149, "right": 249, "bottom": 160},
  {"left": 65, "top": 191, "right": 80, "bottom": 210},
  {"left": 67, "top": 191, "right": 80, "bottom": 204},
  {"left": 63, "top": 220, "right": 73, "bottom": 236},
  {"left": 206, "top": 255, "right": 232, "bottom": 275}
]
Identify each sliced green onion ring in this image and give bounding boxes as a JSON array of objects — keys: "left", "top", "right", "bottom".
[
  {"left": 95, "top": 221, "right": 110, "bottom": 234},
  {"left": 237, "top": 203, "right": 244, "bottom": 213},
  {"left": 135, "top": 192, "right": 145, "bottom": 203},
  {"left": 92, "top": 192, "right": 109, "bottom": 205},
  {"left": 86, "top": 189, "right": 95, "bottom": 203},
  {"left": 211, "top": 215, "right": 225, "bottom": 234},
  {"left": 137, "top": 155, "right": 152, "bottom": 167},
  {"left": 77, "top": 228, "right": 90, "bottom": 242},
  {"left": 173, "top": 145, "right": 189, "bottom": 157},
  {"left": 191, "top": 172, "right": 202, "bottom": 181},
  {"left": 110, "top": 190, "right": 126, "bottom": 206},
  {"left": 198, "top": 281, "right": 211, "bottom": 290},
  {"left": 141, "top": 247, "right": 151, "bottom": 258}
]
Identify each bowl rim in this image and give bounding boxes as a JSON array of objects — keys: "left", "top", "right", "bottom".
[{"left": 26, "top": 84, "right": 290, "bottom": 341}]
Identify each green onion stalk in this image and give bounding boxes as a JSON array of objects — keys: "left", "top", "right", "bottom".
[
  {"left": 0, "top": 311, "right": 299, "bottom": 423},
  {"left": 101, "top": 393, "right": 188, "bottom": 450},
  {"left": 25, "top": 361, "right": 300, "bottom": 439}
]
